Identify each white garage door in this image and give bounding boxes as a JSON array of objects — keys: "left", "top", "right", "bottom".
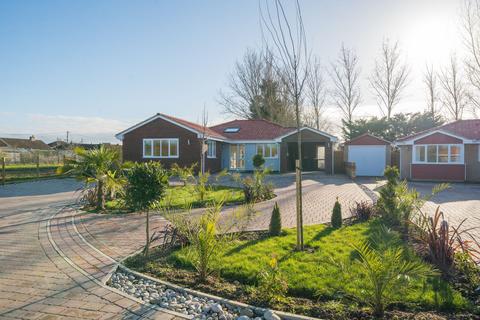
[{"left": 348, "top": 145, "right": 386, "bottom": 176}]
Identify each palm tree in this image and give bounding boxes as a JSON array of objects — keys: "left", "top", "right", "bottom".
[{"left": 60, "top": 146, "right": 124, "bottom": 210}]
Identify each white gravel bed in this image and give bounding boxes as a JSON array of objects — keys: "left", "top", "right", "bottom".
[{"left": 108, "top": 269, "right": 281, "bottom": 320}]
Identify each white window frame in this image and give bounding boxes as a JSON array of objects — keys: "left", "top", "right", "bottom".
[
  {"left": 206, "top": 140, "right": 216, "bottom": 158},
  {"left": 256, "top": 143, "right": 279, "bottom": 159},
  {"left": 143, "top": 138, "right": 179, "bottom": 158},
  {"left": 412, "top": 144, "right": 464, "bottom": 164}
]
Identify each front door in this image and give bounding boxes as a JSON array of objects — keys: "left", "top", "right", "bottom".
[{"left": 229, "top": 144, "right": 245, "bottom": 170}]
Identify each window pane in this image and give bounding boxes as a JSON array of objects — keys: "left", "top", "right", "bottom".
[
  {"left": 415, "top": 146, "right": 425, "bottom": 162},
  {"left": 170, "top": 140, "right": 178, "bottom": 157},
  {"left": 144, "top": 140, "right": 152, "bottom": 156},
  {"left": 207, "top": 141, "right": 215, "bottom": 157},
  {"left": 427, "top": 145, "right": 437, "bottom": 163},
  {"left": 265, "top": 144, "right": 271, "bottom": 157},
  {"left": 271, "top": 144, "right": 278, "bottom": 157},
  {"left": 450, "top": 145, "right": 461, "bottom": 163},
  {"left": 438, "top": 145, "right": 448, "bottom": 163},
  {"left": 161, "top": 140, "right": 169, "bottom": 157},
  {"left": 257, "top": 144, "right": 263, "bottom": 155},
  {"left": 153, "top": 140, "right": 161, "bottom": 157}
]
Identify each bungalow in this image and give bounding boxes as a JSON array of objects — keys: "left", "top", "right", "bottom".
[
  {"left": 395, "top": 119, "right": 480, "bottom": 182},
  {"left": 115, "top": 113, "right": 338, "bottom": 173}
]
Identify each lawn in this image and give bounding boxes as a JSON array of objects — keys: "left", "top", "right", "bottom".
[
  {"left": 127, "top": 219, "right": 471, "bottom": 317},
  {"left": 106, "top": 184, "right": 245, "bottom": 211}
]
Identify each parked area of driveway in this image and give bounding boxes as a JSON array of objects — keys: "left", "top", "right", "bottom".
[{"left": 359, "top": 178, "right": 480, "bottom": 242}]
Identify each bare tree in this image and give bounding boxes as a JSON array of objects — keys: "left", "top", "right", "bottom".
[
  {"left": 462, "top": 0, "right": 480, "bottom": 113},
  {"left": 260, "top": 0, "right": 309, "bottom": 250},
  {"left": 218, "top": 49, "right": 266, "bottom": 119},
  {"left": 306, "top": 56, "right": 327, "bottom": 130},
  {"left": 330, "top": 44, "right": 361, "bottom": 136},
  {"left": 369, "top": 39, "right": 409, "bottom": 119},
  {"left": 424, "top": 64, "right": 440, "bottom": 118},
  {"left": 302, "top": 111, "right": 333, "bottom": 131},
  {"left": 439, "top": 55, "right": 469, "bottom": 120}
]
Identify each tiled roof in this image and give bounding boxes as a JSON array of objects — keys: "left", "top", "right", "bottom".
[
  {"left": 396, "top": 119, "right": 480, "bottom": 142},
  {"left": 0, "top": 138, "right": 51, "bottom": 150},
  {"left": 158, "top": 113, "right": 226, "bottom": 140},
  {"left": 209, "top": 119, "right": 294, "bottom": 140}
]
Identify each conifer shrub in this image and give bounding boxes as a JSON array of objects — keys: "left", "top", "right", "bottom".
[
  {"left": 331, "top": 197, "right": 342, "bottom": 229},
  {"left": 269, "top": 202, "right": 282, "bottom": 236}
]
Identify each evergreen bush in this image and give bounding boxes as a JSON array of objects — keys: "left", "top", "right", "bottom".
[
  {"left": 269, "top": 202, "right": 282, "bottom": 236},
  {"left": 331, "top": 197, "right": 342, "bottom": 229}
]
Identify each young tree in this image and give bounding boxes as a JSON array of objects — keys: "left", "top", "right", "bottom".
[
  {"left": 369, "top": 39, "right": 409, "bottom": 120},
  {"left": 124, "top": 162, "right": 169, "bottom": 256},
  {"left": 199, "top": 105, "right": 209, "bottom": 174},
  {"left": 424, "top": 64, "right": 440, "bottom": 119},
  {"left": 260, "top": 0, "right": 309, "bottom": 250},
  {"left": 329, "top": 44, "right": 361, "bottom": 140},
  {"left": 306, "top": 56, "right": 327, "bottom": 130},
  {"left": 439, "top": 54, "right": 469, "bottom": 120}
]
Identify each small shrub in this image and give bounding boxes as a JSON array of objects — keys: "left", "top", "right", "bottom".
[
  {"left": 252, "top": 154, "right": 265, "bottom": 169},
  {"left": 350, "top": 201, "right": 376, "bottom": 222},
  {"left": 331, "top": 197, "right": 342, "bottom": 229},
  {"left": 411, "top": 206, "right": 480, "bottom": 274},
  {"left": 195, "top": 171, "right": 210, "bottom": 201},
  {"left": 236, "top": 168, "right": 274, "bottom": 203},
  {"left": 335, "top": 240, "right": 436, "bottom": 317},
  {"left": 256, "top": 255, "right": 288, "bottom": 303},
  {"left": 171, "top": 163, "right": 196, "bottom": 186},
  {"left": 454, "top": 252, "right": 480, "bottom": 298},
  {"left": 269, "top": 202, "right": 282, "bottom": 236}
]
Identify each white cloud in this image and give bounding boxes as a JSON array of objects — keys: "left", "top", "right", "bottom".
[{"left": 26, "top": 114, "right": 128, "bottom": 134}]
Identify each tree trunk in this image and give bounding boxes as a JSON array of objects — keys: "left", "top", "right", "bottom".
[
  {"left": 97, "top": 179, "right": 105, "bottom": 211},
  {"left": 144, "top": 210, "right": 150, "bottom": 256},
  {"left": 295, "top": 90, "right": 304, "bottom": 251}
]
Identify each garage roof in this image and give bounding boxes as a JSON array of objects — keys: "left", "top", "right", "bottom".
[{"left": 345, "top": 133, "right": 391, "bottom": 146}]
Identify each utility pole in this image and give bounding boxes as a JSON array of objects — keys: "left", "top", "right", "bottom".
[{"left": 66, "top": 131, "right": 69, "bottom": 143}]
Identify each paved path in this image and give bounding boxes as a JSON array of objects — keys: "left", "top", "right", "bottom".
[{"left": 0, "top": 179, "right": 182, "bottom": 320}]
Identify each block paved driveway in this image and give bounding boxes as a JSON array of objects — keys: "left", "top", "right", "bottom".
[
  {"left": 0, "top": 179, "right": 183, "bottom": 320},
  {"left": 0, "top": 174, "right": 371, "bottom": 319}
]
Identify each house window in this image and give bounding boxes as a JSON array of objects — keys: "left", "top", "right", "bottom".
[
  {"left": 414, "top": 145, "right": 425, "bottom": 162},
  {"left": 207, "top": 141, "right": 216, "bottom": 158},
  {"left": 143, "top": 139, "right": 179, "bottom": 158},
  {"left": 413, "top": 144, "right": 463, "bottom": 164},
  {"left": 256, "top": 143, "right": 278, "bottom": 158}
]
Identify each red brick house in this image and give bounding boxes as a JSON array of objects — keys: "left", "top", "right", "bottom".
[
  {"left": 395, "top": 120, "right": 480, "bottom": 182},
  {"left": 115, "top": 113, "right": 338, "bottom": 173}
]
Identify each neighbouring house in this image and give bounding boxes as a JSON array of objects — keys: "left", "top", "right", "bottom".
[
  {"left": 344, "top": 133, "right": 392, "bottom": 177},
  {"left": 115, "top": 113, "right": 338, "bottom": 173},
  {"left": 395, "top": 119, "right": 480, "bottom": 182},
  {"left": 0, "top": 136, "right": 51, "bottom": 162}
]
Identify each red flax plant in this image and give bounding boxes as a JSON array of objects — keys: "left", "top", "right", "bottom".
[{"left": 411, "top": 206, "right": 480, "bottom": 274}]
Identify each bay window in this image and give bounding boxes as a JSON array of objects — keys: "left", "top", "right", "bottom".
[
  {"left": 143, "top": 138, "right": 179, "bottom": 158},
  {"left": 256, "top": 143, "right": 278, "bottom": 158},
  {"left": 413, "top": 144, "right": 463, "bottom": 164}
]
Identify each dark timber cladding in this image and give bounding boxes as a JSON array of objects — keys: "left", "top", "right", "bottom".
[
  {"left": 280, "top": 130, "right": 333, "bottom": 174},
  {"left": 121, "top": 117, "right": 222, "bottom": 172}
]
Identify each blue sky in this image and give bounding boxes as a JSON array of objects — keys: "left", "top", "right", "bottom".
[{"left": 0, "top": 0, "right": 464, "bottom": 143}]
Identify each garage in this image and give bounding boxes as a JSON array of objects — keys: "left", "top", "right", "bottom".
[{"left": 345, "top": 134, "right": 391, "bottom": 177}]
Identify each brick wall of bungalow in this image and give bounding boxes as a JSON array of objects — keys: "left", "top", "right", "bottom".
[{"left": 122, "top": 117, "right": 222, "bottom": 172}]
